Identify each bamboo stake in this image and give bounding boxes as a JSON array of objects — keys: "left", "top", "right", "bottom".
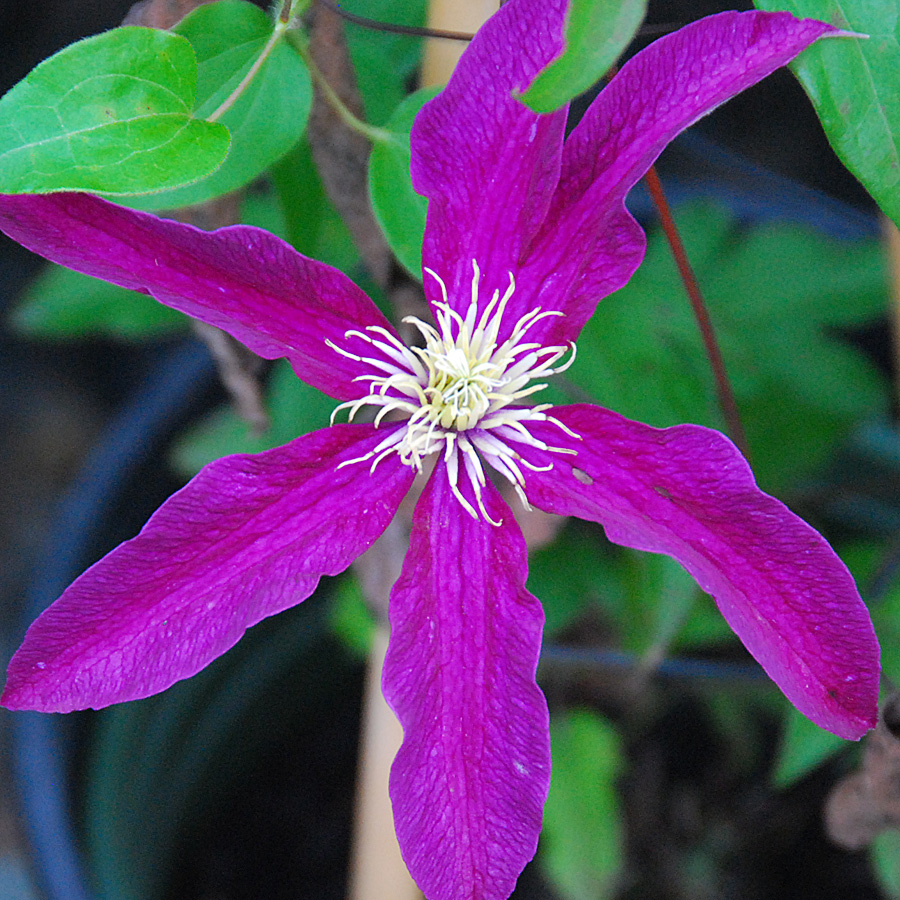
[
  {"left": 347, "top": 5, "right": 495, "bottom": 899},
  {"left": 421, "top": 0, "right": 498, "bottom": 86},
  {"left": 348, "top": 627, "right": 417, "bottom": 900}
]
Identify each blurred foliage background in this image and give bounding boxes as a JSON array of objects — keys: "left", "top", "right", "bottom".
[{"left": 1, "top": 1, "right": 900, "bottom": 899}]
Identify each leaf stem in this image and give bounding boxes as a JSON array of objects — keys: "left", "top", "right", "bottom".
[
  {"left": 643, "top": 164, "right": 750, "bottom": 459},
  {"left": 296, "top": 40, "right": 392, "bottom": 143},
  {"left": 206, "top": 16, "right": 290, "bottom": 123}
]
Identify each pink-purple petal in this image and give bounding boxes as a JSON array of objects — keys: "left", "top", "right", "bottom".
[
  {"left": 0, "top": 192, "right": 399, "bottom": 400},
  {"left": 383, "top": 460, "right": 550, "bottom": 900},
  {"left": 1, "top": 424, "right": 414, "bottom": 713},
  {"left": 411, "top": 0, "right": 568, "bottom": 317},
  {"left": 518, "top": 404, "right": 879, "bottom": 740},
  {"left": 518, "top": 11, "right": 838, "bottom": 347}
]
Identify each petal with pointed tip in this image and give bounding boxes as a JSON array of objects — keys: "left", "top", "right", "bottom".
[
  {"left": 518, "top": 404, "right": 879, "bottom": 740},
  {"left": 411, "top": 0, "right": 567, "bottom": 317},
  {"left": 383, "top": 460, "right": 550, "bottom": 900},
  {"left": 0, "top": 192, "right": 398, "bottom": 400},
  {"left": 2, "top": 424, "right": 414, "bottom": 713},
  {"left": 520, "top": 11, "right": 838, "bottom": 347}
]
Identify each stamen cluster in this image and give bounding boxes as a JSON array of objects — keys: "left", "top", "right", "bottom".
[{"left": 329, "top": 261, "right": 577, "bottom": 522}]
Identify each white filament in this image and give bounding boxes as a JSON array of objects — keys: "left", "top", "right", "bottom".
[{"left": 329, "top": 261, "right": 578, "bottom": 522}]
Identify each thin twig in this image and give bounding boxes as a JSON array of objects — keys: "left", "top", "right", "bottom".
[
  {"left": 304, "top": 1, "right": 394, "bottom": 293},
  {"left": 883, "top": 216, "right": 900, "bottom": 417},
  {"left": 316, "top": 0, "right": 680, "bottom": 43},
  {"left": 298, "top": 41, "right": 391, "bottom": 143},
  {"left": 316, "top": 0, "right": 474, "bottom": 41},
  {"left": 643, "top": 164, "right": 750, "bottom": 459}
]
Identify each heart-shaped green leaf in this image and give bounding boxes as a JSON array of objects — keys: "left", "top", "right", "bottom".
[
  {"left": 0, "top": 27, "right": 229, "bottom": 195},
  {"left": 129, "top": 1, "right": 312, "bottom": 211}
]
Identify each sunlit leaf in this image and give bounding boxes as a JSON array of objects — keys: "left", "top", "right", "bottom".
[
  {"left": 128, "top": 1, "right": 311, "bottom": 210},
  {"left": 0, "top": 27, "right": 229, "bottom": 195},
  {"left": 754, "top": 0, "right": 900, "bottom": 228},
  {"left": 519, "top": 0, "right": 647, "bottom": 113}
]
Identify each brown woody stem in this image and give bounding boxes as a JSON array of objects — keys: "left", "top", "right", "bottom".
[{"left": 643, "top": 164, "right": 750, "bottom": 459}]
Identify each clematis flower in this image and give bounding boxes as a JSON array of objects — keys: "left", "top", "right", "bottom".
[{"left": 0, "top": 3, "right": 880, "bottom": 899}]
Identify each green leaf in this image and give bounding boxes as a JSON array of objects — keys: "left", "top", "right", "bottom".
[
  {"left": 529, "top": 519, "right": 732, "bottom": 652},
  {"left": 674, "top": 594, "right": 737, "bottom": 650},
  {"left": 541, "top": 709, "right": 624, "bottom": 900},
  {"left": 269, "top": 139, "right": 360, "bottom": 273},
  {"left": 10, "top": 263, "right": 185, "bottom": 340},
  {"left": 0, "top": 27, "right": 229, "bottom": 195},
  {"left": 240, "top": 180, "right": 290, "bottom": 241},
  {"left": 344, "top": 0, "right": 427, "bottom": 126},
  {"left": 170, "top": 359, "right": 334, "bottom": 477},
  {"left": 771, "top": 704, "right": 847, "bottom": 786},
  {"left": 872, "top": 830, "right": 900, "bottom": 898},
  {"left": 633, "top": 555, "right": 700, "bottom": 663},
  {"left": 368, "top": 87, "right": 440, "bottom": 278},
  {"left": 528, "top": 520, "right": 622, "bottom": 635},
  {"left": 869, "top": 572, "right": 900, "bottom": 687},
  {"left": 753, "top": 0, "right": 900, "bottom": 228},
  {"left": 564, "top": 201, "right": 888, "bottom": 494},
  {"left": 127, "top": 1, "right": 311, "bottom": 211},
  {"left": 838, "top": 541, "right": 900, "bottom": 685},
  {"left": 330, "top": 575, "right": 376, "bottom": 659},
  {"left": 519, "top": 0, "right": 647, "bottom": 113}
]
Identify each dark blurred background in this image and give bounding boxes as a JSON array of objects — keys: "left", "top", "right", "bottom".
[{"left": 0, "top": 1, "right": 886, "bottom": 899}]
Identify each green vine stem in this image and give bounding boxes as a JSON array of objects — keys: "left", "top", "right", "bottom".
[
  {"left": 207, "top": 8, "right": 292, "bottom": 123},
  {"left": 293, "top": 37, "right": 392, "bottom": 144}
]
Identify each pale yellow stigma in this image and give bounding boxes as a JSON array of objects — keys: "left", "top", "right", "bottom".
[{"left": 328, "top": 261, "right": 578, "bottom": 523}]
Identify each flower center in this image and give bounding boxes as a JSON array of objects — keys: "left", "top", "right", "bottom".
[{"left": 328, "top": 261, "right": 578, "bottom": 523}]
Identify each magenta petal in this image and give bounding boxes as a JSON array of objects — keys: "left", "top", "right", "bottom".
[
  {"left": 411, "top": 0, "right": 568, "bottom": 316},
  {"left": 520, "top": 11, "right": 837, "bottom": 347},
  {"left": 2, "top": 424, "right": 414, "bottom": 713},
  {"left": 519, "top": 405, "right": 879, "bottom": 740},
  {"left": 383, "top": 461, "right": 550, "bottom": 900},
  {"left": 0, "top": 193, "right": 399, "bottom": 400}
]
